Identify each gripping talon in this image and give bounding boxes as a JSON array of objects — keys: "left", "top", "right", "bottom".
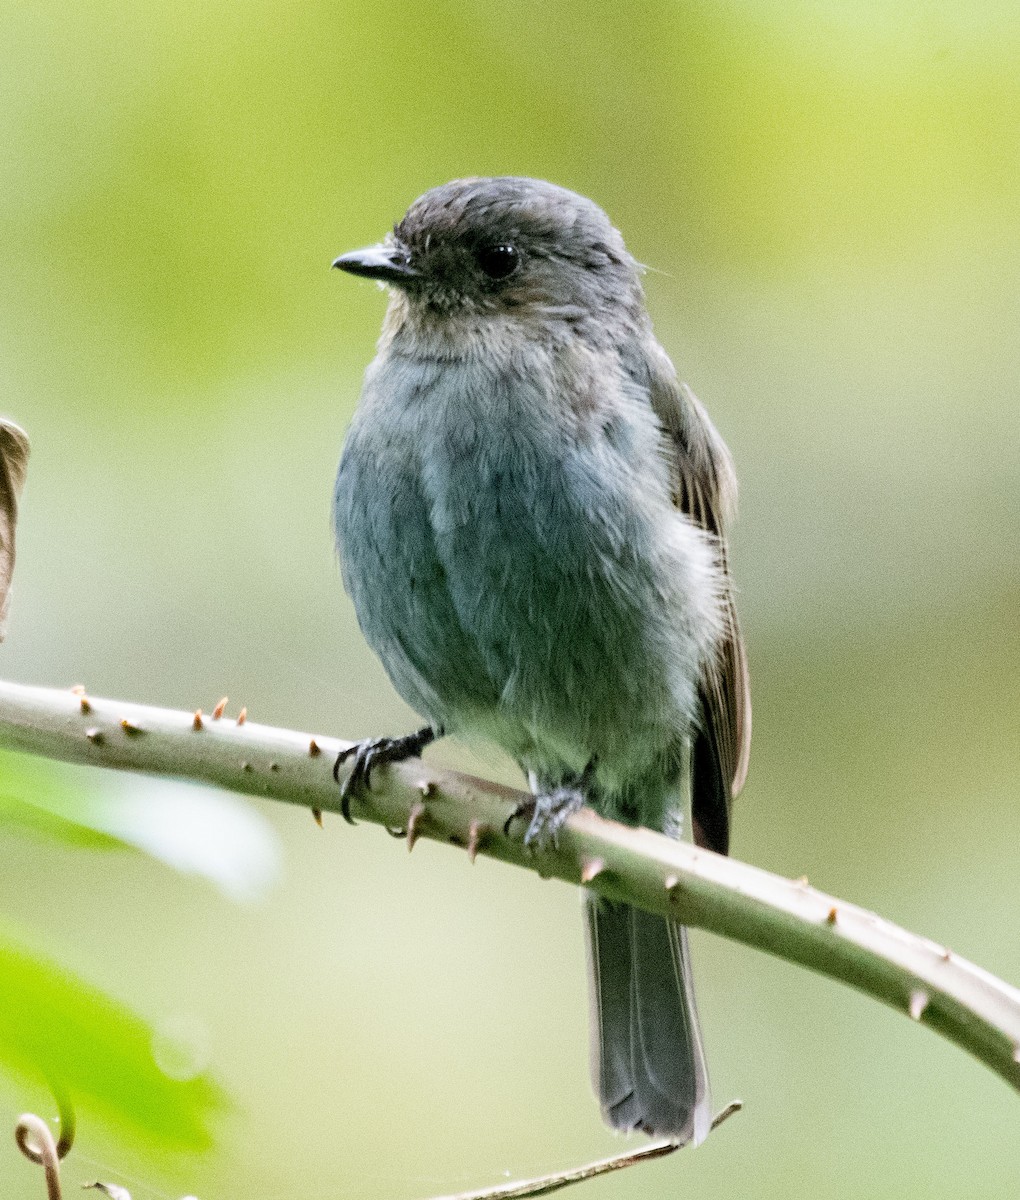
[
  {"left": 333, "top": 745, "right": 355, "bottom": 783},
  {"left": 522, "top": 786, "right": 585, "bottom": 851},
  {"left": 521, "top": 759, "right": 597, "bottom": 851},
  {"left": 333, "top": 727, "right": 439, "bottom": 826},
  {"left": 503, "top": 797, "right": 536, "bottom": 837},
  {"left": 504, "top": 758, "right": 598, "bottom": 850},
  {"left": 333, "top": 744, "right": 360, "bottom": 824}
]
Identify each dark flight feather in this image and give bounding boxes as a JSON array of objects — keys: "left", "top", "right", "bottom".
[{"left": 648, "top": 365, "right": 751, "bottom": 855}]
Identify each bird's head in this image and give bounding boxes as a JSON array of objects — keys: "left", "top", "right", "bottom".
[{"left": 334, "top": 177, "right": 646, "bottom": 346}]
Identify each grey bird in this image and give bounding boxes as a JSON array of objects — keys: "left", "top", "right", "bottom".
[{"left": 331, "top": 177, "right": 750, "bottom": 1143}]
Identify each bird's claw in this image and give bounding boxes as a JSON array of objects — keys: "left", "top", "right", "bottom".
[
  {"left": 506, "top": 758, "right": 597, "bottom": 850},
  {"left": 333, "top": 727, "right": 437, "bottom": 825},
  {"left": 333, "top": 737, "right": 385, "bottom": 824},
  {"left": 503, "top": 797, "right": 536, "bottom": 837},
  {"left": 522, "top": 785, "right": 586, "bottom": 852}
]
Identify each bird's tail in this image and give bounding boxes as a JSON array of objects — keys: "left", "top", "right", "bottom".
[{"left": 584, "top": 893, "right": 711, "bottom": 1142}]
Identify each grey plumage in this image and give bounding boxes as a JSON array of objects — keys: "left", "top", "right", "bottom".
[
  {"left": 586, "top": 897, "right": 710, "bottom": 1141},
  {"left": 332, "top": 177, "right": 750, "bottom": 1141}
]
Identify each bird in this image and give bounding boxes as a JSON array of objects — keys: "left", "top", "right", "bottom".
[{"left": 331, "top": 176, "right": 750, "bottom": 1143}]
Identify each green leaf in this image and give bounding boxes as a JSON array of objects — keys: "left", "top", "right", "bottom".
[
  {"left": 0, "top": 924, "right": 224, "bottom": 1149},
  {"left": 0, "top": 750, "right": 281, "bottom": 900},
  {"left": 0, "top": 752, "right": 125, "bottom": 849}
]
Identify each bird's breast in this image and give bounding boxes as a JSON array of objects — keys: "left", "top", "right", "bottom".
[{"left": 336, "top": 342, "right": 724, "bottom": 775}]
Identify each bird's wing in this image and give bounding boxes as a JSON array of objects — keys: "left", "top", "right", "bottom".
[{"left": 645, "top": 350, "right": 751, "bottom": 855}]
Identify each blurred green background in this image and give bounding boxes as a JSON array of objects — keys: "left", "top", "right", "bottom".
[{"left": 2, "top": 0, "right": 1019, "bottom": 1196}]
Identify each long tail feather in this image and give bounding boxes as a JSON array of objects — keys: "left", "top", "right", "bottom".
[{"left": 584, "top": 894, "right": 711, "bottom": 1142}]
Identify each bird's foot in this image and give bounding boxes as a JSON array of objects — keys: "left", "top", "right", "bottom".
[
  {"left": 512, "top": 759, "right": 598, "bottom": 852},
  {"left": 333, "top": 726, "right": 439, "bottom": 824},
  {"left": 523, "top": 785, "right": 586, "bottom": 851},
  {"left": 503, "top": 796, "right": 535, "bottom": 838}
]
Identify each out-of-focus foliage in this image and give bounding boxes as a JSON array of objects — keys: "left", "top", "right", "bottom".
[
  {"left": 0, "top": 753, "right": 281, "bottom": 900},
  {"left": 0, "top": 419, "right": 30, "bottom": 640},
  {"left": 0, "top": 759, "right": 123, "bottom": 850},
  {"left": 0, "top": 753, "right": 276, "bottom": 1156},
  {"left": 0, "top": 410, "right": 271, "bottom": 1158},
  {"left": 0, "top": 925, "right": 223, "bottom": 1150},
  {"left": 0, "top": 1, "right": 1018, "bottom": 1198}
]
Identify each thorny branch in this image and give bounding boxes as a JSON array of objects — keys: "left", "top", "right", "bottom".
[{"left": 0, "top": 679, "right": 1018, "bottom": 1104}]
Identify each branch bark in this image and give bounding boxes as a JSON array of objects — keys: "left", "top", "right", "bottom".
[{"left": 1, "top": 678, "right": 1018, "bottom": 1095}]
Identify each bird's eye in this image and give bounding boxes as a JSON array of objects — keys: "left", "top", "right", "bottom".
[{"left": 475, "top": 244, "right": 520, "bottom": 280}]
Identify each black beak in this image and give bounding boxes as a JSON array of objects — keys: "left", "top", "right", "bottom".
[{"left": 332, "top": 244, "right": 416, "bottom": 284}]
